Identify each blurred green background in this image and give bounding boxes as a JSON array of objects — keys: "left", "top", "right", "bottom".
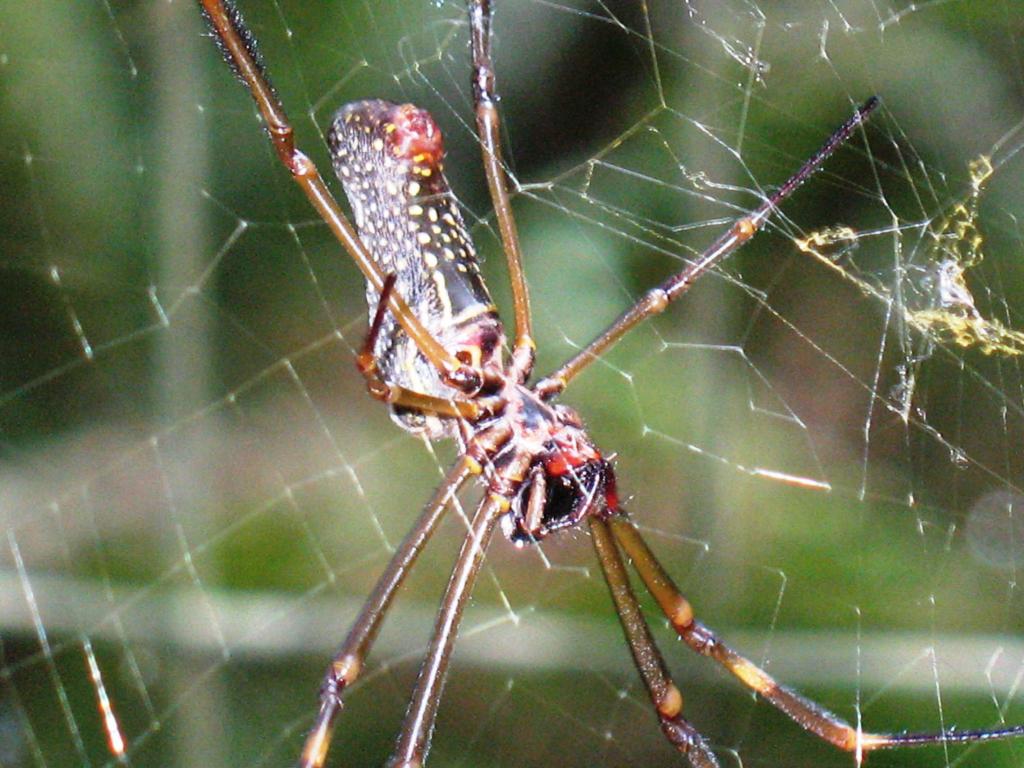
[{"left": 2, "top": 1, "right": 1024, "bottom": 766}]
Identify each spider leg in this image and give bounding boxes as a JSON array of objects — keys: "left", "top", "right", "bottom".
[
  {"left": 200, "top": 0, "right": 481, "bottom": 393},
  {"left": 534, "top": 97, "right": 879, "bottom": 398},
  {"left": 389, "top": 493, "right": 508, "bottom": 767},
  {"left": 467, "top": 0, "right": 535, "bottom": 380},
  {"left": 522, "top": 465, "right": 547, "bottom": 537},
  {"left": 608, "top": 515, "right": 1024, "bottom": 757},
  {"left": 590, "top": 517, "right": 720, "bottom": 767},
  {"left": 298, "top": 457, "right": 476, "bottom": 768}
]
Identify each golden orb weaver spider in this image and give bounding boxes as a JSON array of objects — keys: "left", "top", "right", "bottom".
[{"left": 200, "top": 1, "right": 1024, "bottom": 766}]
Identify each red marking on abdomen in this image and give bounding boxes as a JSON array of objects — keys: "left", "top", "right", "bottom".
[{"left": 390, "top": 104, "right": 444, "bottom": 165}]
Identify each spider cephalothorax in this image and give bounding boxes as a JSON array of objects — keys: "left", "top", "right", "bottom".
[
  {"left": 471, "top": 383, "right": 619, "bottom": 545},
  {"left": 505, "top": 451, "right": 618, "bottom": 545}
]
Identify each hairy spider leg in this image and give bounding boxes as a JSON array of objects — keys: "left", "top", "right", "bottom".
[
  {"left": 386, "top": 492, "right": 508, "bottom": 767},
  {"left": 299, "top": 458, "right": 476, "bottom": 768},
  {"left": 536, "top": 97, "right": 880, "bottom": 397},
  {"left": 590, "top": 517, "right": 720, "bottom": 767},
  {"left": 607, "top": 515, "right": 1024, "bottom": 762},
  {"left": 468, "top": 0, "right": 535, "bottom": 378}
]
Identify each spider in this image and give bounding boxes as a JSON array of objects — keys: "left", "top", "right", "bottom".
[{"left": 201, "top": 1, "right": 1024, "bottom": 766}]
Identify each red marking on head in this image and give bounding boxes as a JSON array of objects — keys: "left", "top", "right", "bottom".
[
  {"left": 544, "top": 452, "right": 573, "bottom": 477},
  {"left": 544, "top": 435, "right": 601, "bottom": 477},
  {"left": 390, "top": 104, "right": 444, "bottom": 165}
]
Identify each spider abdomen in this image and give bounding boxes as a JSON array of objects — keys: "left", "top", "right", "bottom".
[{"left": 328, "top": 100, "right": 504, "bottom": 435}]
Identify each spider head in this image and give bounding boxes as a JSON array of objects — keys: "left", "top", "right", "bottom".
[{"left": 502, "top": 432, "right": 619, "bottom": 546}]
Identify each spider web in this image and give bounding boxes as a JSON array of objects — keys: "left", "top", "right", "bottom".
[{"left": 3, "top": 0, "right": 1024, "bottom": 766}]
